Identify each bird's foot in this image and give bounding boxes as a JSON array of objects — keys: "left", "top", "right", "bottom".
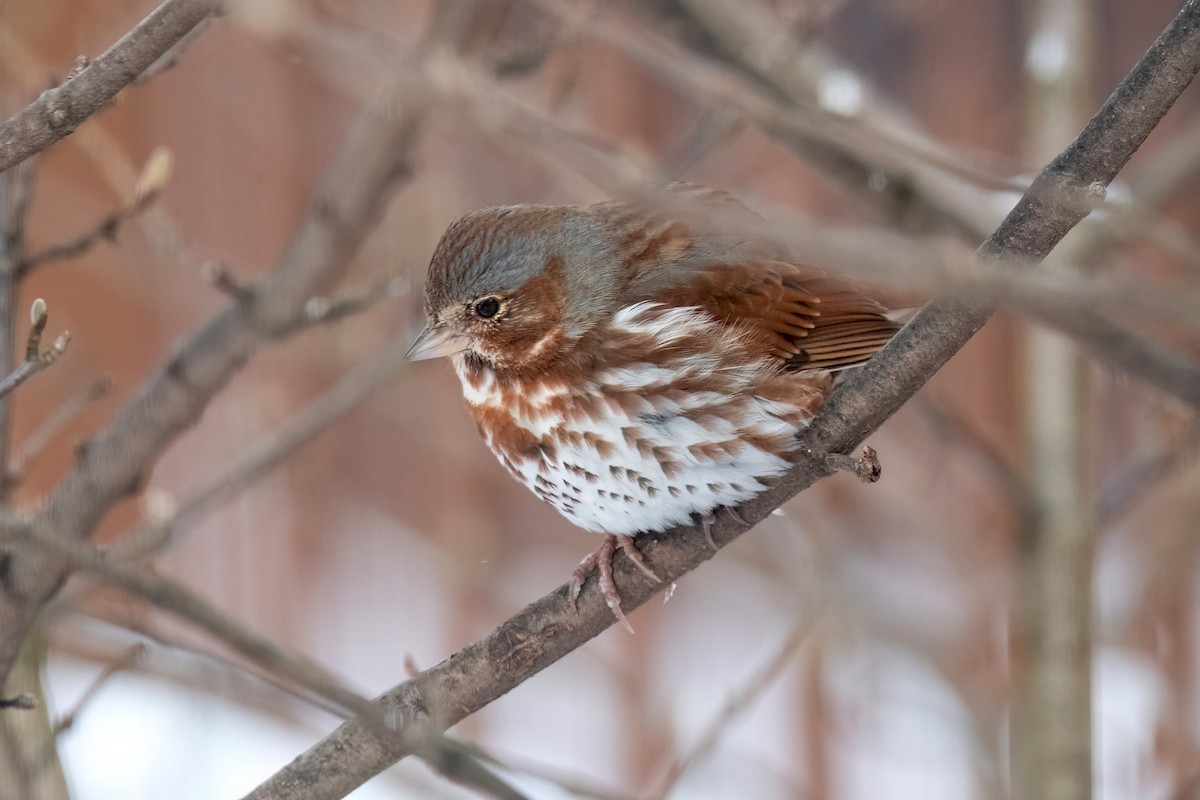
[
  {"left": 570, "top": 534, "right": 659, "bottom": 633},
  {"left": 807, "top": 445, "right": 882, "bottom": 483}
]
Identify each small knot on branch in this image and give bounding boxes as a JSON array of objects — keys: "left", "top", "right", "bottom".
[
  {"left": 802, "top": 445, "right": 882, "bottom": 483},
  {"left": 1083, "top": 180, "right": 1108, "bottom": 209},
  {"left": 1039, "top": 171, "right": 1110, "bottom": 218},
  {"left": 0, "top": 694, "right": 36, "bottom": 711},
  {"left": 202, "top": 261, "right": 252, "bottom": 300},
  {"left": 65, "top": 55, "right": 90, "bottom": 82}
]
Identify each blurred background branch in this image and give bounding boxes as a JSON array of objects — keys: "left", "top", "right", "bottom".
[{"left": 1014, "top": 0, "right": 1098, "bottom": 797}]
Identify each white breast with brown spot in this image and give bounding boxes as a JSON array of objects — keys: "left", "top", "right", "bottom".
[{"left": 455, "top": 304, "right": 820, "bottom": 535}]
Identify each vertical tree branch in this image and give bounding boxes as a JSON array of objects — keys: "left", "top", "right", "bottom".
[
  {"left": 0, "top": 160, "right": 35, "bottom": 495},
  {"left": 1013, "top": 1, "right": 1100, "bottom": 798},
  {"left": 0, "top": 157, "right": 69, "bottom": 800},
  {"left": 0, "top": 633, "right": 68, "bottom": 800}
]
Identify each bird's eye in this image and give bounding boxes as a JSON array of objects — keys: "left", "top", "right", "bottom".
[{"left": 474, "top": 297, "right": 502, "bottom": 319}]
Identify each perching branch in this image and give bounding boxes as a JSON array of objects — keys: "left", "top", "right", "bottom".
[
  {"left": 0, "top": 0, "right": 224, "bottom": 173},
  {"left": 245, "top": 2, "right": 1200, "bottom": 798}
]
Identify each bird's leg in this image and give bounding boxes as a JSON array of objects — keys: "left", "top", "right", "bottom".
[
  {"left": 805, "top": 445, "right": 882, "bottom": 483},
  {"left": 569, "top": 534, "right": 659, "bottom": 634}
]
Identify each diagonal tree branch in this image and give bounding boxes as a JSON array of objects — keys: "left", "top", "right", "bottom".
[
  {"left": 245, "top": 2, "right": 1200, "bottom": 797},
  {"left": 0, "top": 0, "right": 225, "bottom": 174},
  {"left": 0, "top": 75, "right": 430, "bottom": 681}
]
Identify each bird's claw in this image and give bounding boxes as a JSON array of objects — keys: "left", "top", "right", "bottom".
[
  {"left": 698, "top": 506, "right": 747, "bottom": 550},
  {"left": 569, "top": 534, "right": 658, "bottom": 633},
  {"left": 699, "top": 511, "right": 718, "bottom": 550}
]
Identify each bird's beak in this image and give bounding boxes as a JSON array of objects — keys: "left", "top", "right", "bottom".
[{"left": 405, "top": 324, "right": 470, "bottom": 361}]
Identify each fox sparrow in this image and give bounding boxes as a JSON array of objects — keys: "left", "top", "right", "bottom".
[{"left": 408, "top": 187, "right": 899, "bottom": 630}]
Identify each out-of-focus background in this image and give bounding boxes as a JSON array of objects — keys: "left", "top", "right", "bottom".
[{"left": 1, "top": 0, "right": 1199, "bottom": 798}]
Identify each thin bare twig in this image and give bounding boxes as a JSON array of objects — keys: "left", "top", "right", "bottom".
[
  {"left": 20, "top": 197, "right": 156, "bottom": 275},
  {"left": 56, "top": 613, "right": 345, "bottom": 722},
  {"left": 295, "top": 274, "right": 403, "bottom": 329},
  {"left": 0, "top": 158, "right": 38, "bottom": 258},
  {"left": 1095, "top": 427, "right": 1200, "bottom": 527},
  {"left": 50, "top": 645, "right": 146, "bottom": 737},
  {"left": 914, "top": 397, "right": 1031, "bottom": 516},
  {"left": 201, "top": 260, "right": 251, "bottom": 299},
  {"left": 203, "top": 264, "right": 397, "bottom": 324},
  {"left": 409, "top": 732, "right": 529, "bottom": 800},
  {"left": 19, "top": 146, "right": 172, "bottom": 276},
  {"left": 472, "top": 751, "right": 636, "bottom": 800},
  {"left": 649, "top": 609, "right": 823, "bottom": 800},
  {"left": 596, "top": 0, "right": 1009, "bottom": 239},
  {"left": 0, "top": 303, "right": 70, "bottom": 401},
  {"left": 7, "top": 378, "right": 112, "bottom": 485}
]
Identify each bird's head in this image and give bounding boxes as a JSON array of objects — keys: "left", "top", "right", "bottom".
[{"left": 407, "top": 204, "right": 620, "bottom": 373}]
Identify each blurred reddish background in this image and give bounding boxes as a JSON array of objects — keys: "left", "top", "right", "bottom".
[{"left": 2, "top": 1, "right": 1198, "bottom": 798}]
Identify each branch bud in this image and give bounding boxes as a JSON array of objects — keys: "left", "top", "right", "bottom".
[{"left": 135, "top": 146, "right": 174, "bottom": 205}]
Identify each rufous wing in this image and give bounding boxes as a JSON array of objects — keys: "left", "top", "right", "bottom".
[
  {"left": 657, "top": 263, "right": 901, "bottom": 372},
  {"left": 596, "top": 188, "right": 900, "bottom": 372}
]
